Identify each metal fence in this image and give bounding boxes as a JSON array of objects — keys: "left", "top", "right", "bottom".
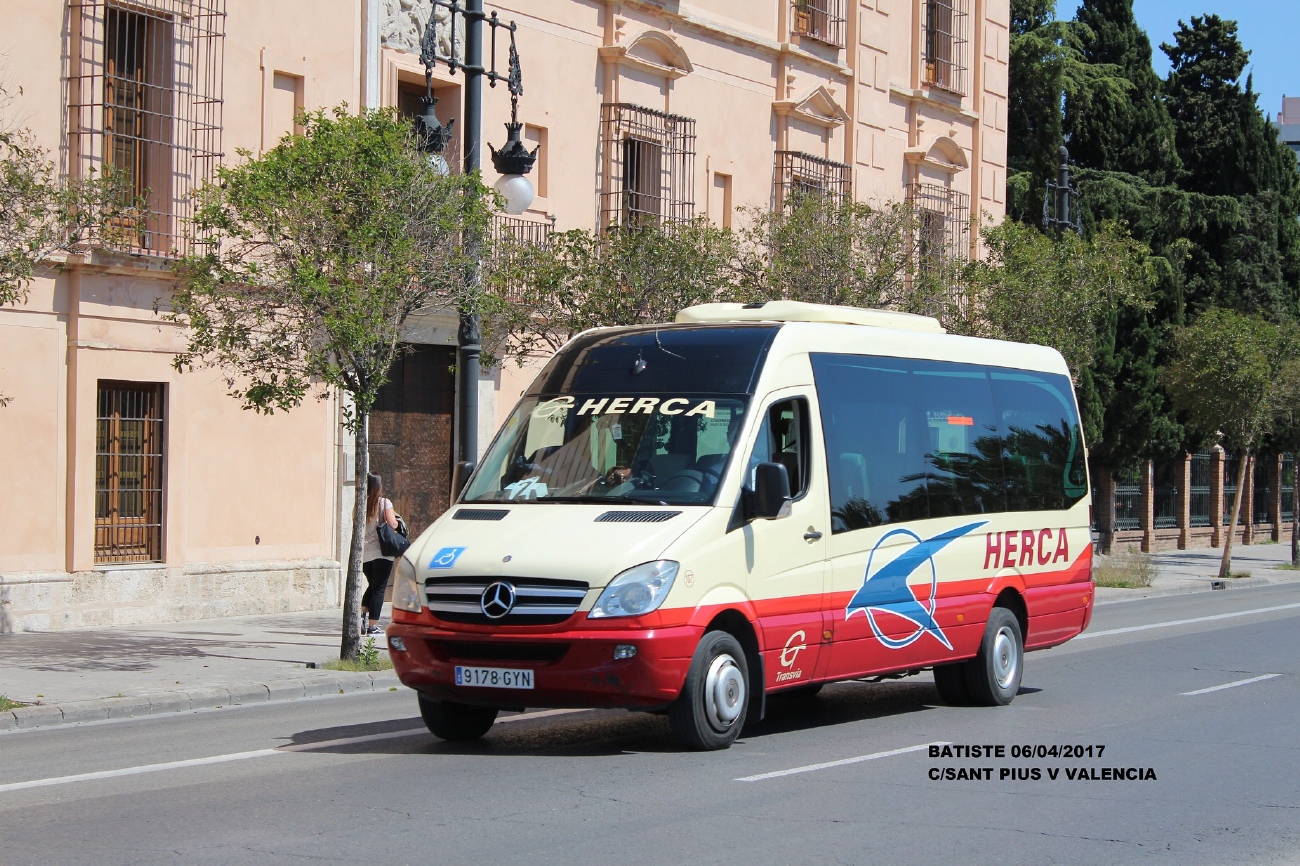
[
  {"left": 1223, "top": 455, "right": 1243, "bottom": 525},
  {"left": 1283, "top": 454, "right": 1295, "bottom": 525},
  {"left": 1253, "top": 458, "right": 1273, "bottom": 526},
  {"left": 69, "top": 0, "right": 226, "bottom": 257},
  {"left": 1113, "top": 466, "right": 1142, "bottom": 531},
  {"left": 1152, "top": 460, "right": 1179, "bottom": 529},
  {"left": 1189, "top": 451, "right": 1212, "bottom": 527}
]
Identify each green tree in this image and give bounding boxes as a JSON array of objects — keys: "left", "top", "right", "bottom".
[
  {"left": 487, "top": 216, "right": 738, "bottom": 365},
  {"left": 1162, "top": 308, "right": 1278, "bottom": 578},
  {"left": 733, "top": 194, "right": 963, "bottom": 321},
  {"left": 962, "top": 221, "right": 1155, "bottom": 398},
  {"left": 1, "top": 81, "right": 130, "bottom": 404},
  {"left": 170, "top": 107, "right": 494, "bottom": 660},
  {"left": 1065, "top": 0, "right": 1179, "bottom": 185},
  {"left": 1266, "top": 321, "right": 1300, "bottom": 565}
]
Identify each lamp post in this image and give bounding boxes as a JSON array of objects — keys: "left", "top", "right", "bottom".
[
  {"left": 1042, "top": 145, "right": 1082, "bottom": 235},
  {"left": 416, "top": 0, "right": 538, "bottom": 473}
]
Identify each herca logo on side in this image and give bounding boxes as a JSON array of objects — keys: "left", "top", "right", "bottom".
[{"left": 846, "top": 521, "right": 987, "bottom": 650}]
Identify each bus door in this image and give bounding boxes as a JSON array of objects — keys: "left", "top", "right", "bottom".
[{"left": 738, "top": 393, "right": 831, "bottom": 692}]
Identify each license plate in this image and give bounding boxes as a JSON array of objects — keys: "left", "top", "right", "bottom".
[{"left": 454, "top": 666, "right": 535, "bottom": 689}]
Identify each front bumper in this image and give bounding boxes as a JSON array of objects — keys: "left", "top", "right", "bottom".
[{"left": 388, "top": 619, "right": 701, "bottom": 710}]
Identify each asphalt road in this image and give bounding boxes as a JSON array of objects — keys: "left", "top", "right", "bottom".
[{"left": 2, "top": 585, "right": 1298, "bottom": 866}]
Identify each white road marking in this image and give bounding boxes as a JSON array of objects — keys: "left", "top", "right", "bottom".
[
  {"left": 0, "top": 749, "right": 286, "bottom": 794},
  {"left": 1181, "top": 673, "right": 1281, "bottom": 696},
  {"left": 0, "top": 708, "right": 595, "bottom": 795},
  {"left": 735, "top": 741, "right": 947, "bottom": 782},
  {"left": 1079, "top": 602, "right": 1300, "bottom": 640}
]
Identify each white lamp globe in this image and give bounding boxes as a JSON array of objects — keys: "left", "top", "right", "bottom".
[{"left": 494, "top": 174, "right": 535, "bottom": 215}]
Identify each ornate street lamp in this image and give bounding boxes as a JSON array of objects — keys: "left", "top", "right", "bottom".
[
  {"left": 417, "top": 0, "right": 539, "bottom": 474},
  {"left": 1042, "top": 145, "right": 1082, "bottom": 235}
]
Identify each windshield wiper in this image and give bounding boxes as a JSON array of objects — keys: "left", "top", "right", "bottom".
[{"left": 540, "top": 495, "right": 671, "bottom": 506}]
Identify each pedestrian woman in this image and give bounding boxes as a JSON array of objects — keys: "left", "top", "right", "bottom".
[{"left": 362, "top": 473, "right": 399, "bottom": 635}]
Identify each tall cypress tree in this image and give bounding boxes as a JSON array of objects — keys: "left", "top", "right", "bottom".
[{"left": 1065, "top": 0, "right": 1179, "bottom": 184}]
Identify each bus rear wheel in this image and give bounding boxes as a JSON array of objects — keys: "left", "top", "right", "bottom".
[
  {"left": 933, "top": 662, "right": 971, "bottom": 705},
  {"left": 964, "top": 607, "right": 1023, "bottom": 706},
  {"left": 419, "top": 694, "right": 498, "bottom": 741},
  {"left": 668, "top": 631, "right": 749, "bottom": 751}
]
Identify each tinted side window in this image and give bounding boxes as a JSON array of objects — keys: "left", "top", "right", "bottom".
[
  {"left": 745, "top": 398, "right": 810, "bottom": 498},
  {"left": 911, "top": 361, "right": 1007, "bottom": 517},
  {"left": 990, "top": 371, "right": 1087, "bottom": 511},
  {"left": 812, "top": 357, "right": 929, "bottom": 532}
]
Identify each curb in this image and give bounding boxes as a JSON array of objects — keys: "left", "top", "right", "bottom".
[
  {"left": 0, "top": 669, "right": 401, "bottom": 733},
  {"left": 1094, "top": 573, "right": 1281, "bottom": 605}
]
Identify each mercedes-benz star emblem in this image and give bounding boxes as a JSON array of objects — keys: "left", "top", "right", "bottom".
[{"left": 480, "top": 581, "right": 517, "bottom": 619}]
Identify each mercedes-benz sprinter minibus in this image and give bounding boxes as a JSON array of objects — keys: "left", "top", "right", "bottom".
[{"left": 387, "top": 301, "right": 1095, "bottom": 750}]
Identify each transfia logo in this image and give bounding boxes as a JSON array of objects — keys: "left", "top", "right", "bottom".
[
  {"left": 779, "top": 630, "right": 806, "bottom": 667},
  {"left": 776, "top": 630, "right": 807, "bottom": 682},
  {"left": 846, "top": 521, "right": 986, "bottom": 650}
]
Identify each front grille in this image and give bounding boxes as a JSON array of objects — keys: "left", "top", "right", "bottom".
[
  {"left": 594, "top": 510, "right": 682, "bottom": 523},
  {"left": 453, "top": 509, "right": 510, "bottom": 521},
  {"left": 424, "top": 576, "right": 589, "bottom": 626},
  {"left": 433, "top": 640, "right": 570, "bottom": 663}
]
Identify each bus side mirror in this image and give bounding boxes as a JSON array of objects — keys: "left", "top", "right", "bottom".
[
  {"left": 451, "top": 460, "right": 475, "bottom": 505},
  {"left": 751, "top": 462, "right": 793, "bottom": 520}
]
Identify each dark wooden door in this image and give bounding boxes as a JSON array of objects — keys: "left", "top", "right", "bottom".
[{"left": 369, "top": 344, "right": 456, "bottom": 537}]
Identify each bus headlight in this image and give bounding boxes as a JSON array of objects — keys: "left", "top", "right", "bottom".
[
  {"left": 589, "top": 561, "right": 678, "bottom": 619},
  {"left": 391, "top": 555, "right": 422, "bottom": 613}
]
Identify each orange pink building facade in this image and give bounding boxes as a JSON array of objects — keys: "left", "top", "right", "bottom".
[{"left": 0, "top": 0, "right": 1009, "bottom": 631}]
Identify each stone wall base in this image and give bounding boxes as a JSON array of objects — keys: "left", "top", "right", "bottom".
[{"left": 0, "top": 559, "right": 342, "bottom": 633}]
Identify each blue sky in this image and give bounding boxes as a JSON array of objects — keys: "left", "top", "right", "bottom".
[{"left": 1058, "top": 1, "right": 1300, "bottom": 120}]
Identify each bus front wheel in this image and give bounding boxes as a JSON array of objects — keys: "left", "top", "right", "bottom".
[
  {"left": 669, "top": 630, "right": 750, "bottom": 751},
  {"left": 965, "top": 607, "right": 1023, "bottom": 706},
  {"left": 419, "top": 694, "right": 498, "bottom": 741}
]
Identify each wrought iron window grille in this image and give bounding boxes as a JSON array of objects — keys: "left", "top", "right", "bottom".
[
  {"left": 923, "top": 0, "right": 969, "bottom": 96},
  {"left": 907, "top": 182, "right": 970, "bottom": 270},
  {"left": 791, "top": 0, "right": 847, "bottom": 49},
  {"left": 69, "top": 0, "right": 226, "bottom": 258},
  {"left": 599, "top": 103, "right": 696, "bottom": 229},
  {"left": 95, "top": 381, "right": 165, "bottom": 564},
  {"left": 775, "top": 150, "right": 851, "bottom": 209}
]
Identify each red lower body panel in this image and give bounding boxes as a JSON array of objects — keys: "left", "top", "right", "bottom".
[{"left": 389, "top": 620, "right": 700, "bottom": 711}]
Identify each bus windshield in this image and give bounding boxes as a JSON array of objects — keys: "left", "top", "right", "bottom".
[{"left": 462, "top": 394, "right": 751, "bottom": 505}]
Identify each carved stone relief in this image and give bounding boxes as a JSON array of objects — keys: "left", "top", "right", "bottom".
[{"left": 381, "top": 0, "right": 465, "bottom": 63}]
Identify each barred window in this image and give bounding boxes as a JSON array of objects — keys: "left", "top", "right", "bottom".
[
  {"left": 908, "top": 182, "right": 970, "bottom": 270},
  {"left": 924, "top": 0, "right": 969, "bottom": 96},
  {"left": 599, "top": 104, "right": 696, "bottom": 229},
  {"left": 95, "top": 382, "right": 165, "bottom": 564},
  {"left": 489, "top": 213, "right": 556, "bottom": 299},
  {"left": 70, "top": 0, "right": 226, "bottom": 256},
  {"left": 792, "top": 0, "right": 847, "bottom": 49},
  {"left": 775, "top": 151, "right": 851, "bottom": 209}
]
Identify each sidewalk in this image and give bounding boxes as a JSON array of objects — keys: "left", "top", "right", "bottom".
[
  {"left": 1094, "top": 541, "right": 1300, "bottom": 603},
  {"left": 4, "top": 544, "right": 1300, "bottom": 732},
  {"left": 0, "top": 610, "right": 398, "bottom": 732}
]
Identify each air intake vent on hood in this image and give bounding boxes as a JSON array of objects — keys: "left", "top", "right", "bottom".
[
  {"left": 594, "top": 510, "right": 682, "bottom": 523},
  {"left": 453, "top": 509, "right": 510, "bottom": 521}
]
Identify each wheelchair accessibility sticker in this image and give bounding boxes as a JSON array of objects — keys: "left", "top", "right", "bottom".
[{"left": 429, "top": 547, "right": 467, "bottom": 569}]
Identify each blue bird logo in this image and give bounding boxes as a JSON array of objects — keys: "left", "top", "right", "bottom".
[{"left": 846, "top": 521, "right": 987, "bottom": 650}]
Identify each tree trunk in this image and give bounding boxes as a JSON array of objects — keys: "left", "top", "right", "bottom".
[
  {"left": 1293, "top": 462, "right": 1299, "bottom": 567},
  {"left": 1220, "top": 451, "right": 1250, "bottom": 580},
  {"left": 341, "top": 412, "right": 370, "bottom": 661}
]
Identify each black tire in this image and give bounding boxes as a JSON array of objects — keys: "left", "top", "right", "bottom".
[
  {"left": 964, "top": 607, "right": 1023, "bottom": 706},
  {"left": 933, "top": 662, "right": 972, "bottom": 705},
  {"left": 668, "top": 631, "right": 750, "bottom": 751},
  {"left": 419, "top": 694, "right": 498, "bottom": 741}
]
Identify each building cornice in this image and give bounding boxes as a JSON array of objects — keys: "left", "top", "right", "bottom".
[
  {"left": 603, "top": 0, "right": 852, "bottom": 79},
  {"left": 890, "top": 83, "right": 979, "bottom": 123}
]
